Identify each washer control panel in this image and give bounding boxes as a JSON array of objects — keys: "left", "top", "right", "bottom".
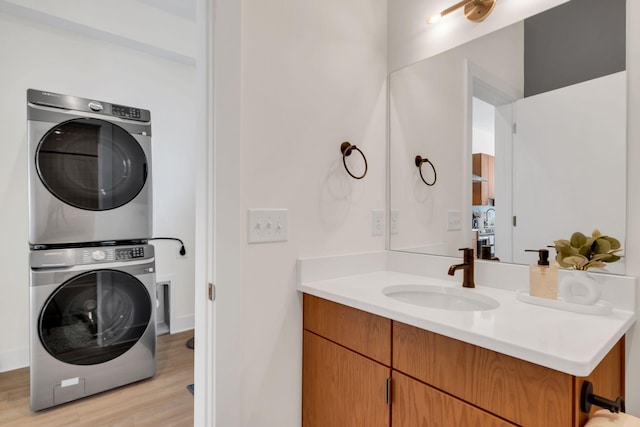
[
  {"left": 30, "top": 245, "right": 154, "bottom": 269},
  {"left": 78, "top": 246, "right": 146, "bottom": 264},
  {"left": 91, "top": 250, "right": 107, "bottom": 261},
  {"left": 115, "top": 246, "right": 145, "bottom": 260},
  {"left": 81, "top": 248, "right": 115, "bottom": 264}
]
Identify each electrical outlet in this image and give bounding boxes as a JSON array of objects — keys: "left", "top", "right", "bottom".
[
  {"left": 372, "top": 210, "right": 384, "bottom": 236},
  {"left": 390, "top": 210, "right": 399, "bottom": 235},
  {"left": 447, "top": 210, "right": 462, "bottom": 231},
  {"left": 175, "top": 246, "right": 187, "bottom": 258},
  {"left": 248, "top": 209, "right": 288, "bottom": 243}
]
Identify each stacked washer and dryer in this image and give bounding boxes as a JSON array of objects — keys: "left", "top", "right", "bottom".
[{"left": 27, "top": 89, "right": 157, "bottom": 411}]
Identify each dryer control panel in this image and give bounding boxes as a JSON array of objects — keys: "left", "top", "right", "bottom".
[
  {"left": 111, "top": 104, "right": 142, "bottom": 120},
  {"left": 27, "top": 89, "right": 151, "bottom": 122}
]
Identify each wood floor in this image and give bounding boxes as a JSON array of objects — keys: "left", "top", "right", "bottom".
[{"left": 0, "top": 331, "right": 194, "bottom": 427}]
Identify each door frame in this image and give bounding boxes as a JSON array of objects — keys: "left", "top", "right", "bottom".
[
  {"left": 194, "top": 0, "right": 244, "bottom": 425},
  {"left": 465, "top": 60, "right": 521, "bottom": 263},
  {"left": 194, "top": 0, "right": 215, "bottom": 424}
]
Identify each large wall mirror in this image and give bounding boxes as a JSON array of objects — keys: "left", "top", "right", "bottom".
[{"left": 389, "top": 0, "right": 627, "bottom": 273}]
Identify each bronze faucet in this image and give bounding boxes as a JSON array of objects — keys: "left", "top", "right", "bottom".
[{"left": 448, "top": 248, "right": 475, "bottom": 288}]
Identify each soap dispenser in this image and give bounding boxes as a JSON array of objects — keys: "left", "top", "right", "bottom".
[{"left": 525, "top": 249, "right": 558, "bottom": 299}]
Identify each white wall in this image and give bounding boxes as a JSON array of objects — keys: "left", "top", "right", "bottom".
[
  {"left": 212, "top": 0, "right": 388, "bottom": 425},
  {"left": 389, "top": 0, "right": 640, "bottom": 416},
  {"left": 472, "top": 98, "right": 496, "bottom": 156},
  {"left": 0, "top": 0, "right": 195, "bottom": 63},
  {"left": 624, "top": 0, "right": 640, "bottom": 415},
  {"left": 0, "top": 7, "right": 196, "bottom": 372}
]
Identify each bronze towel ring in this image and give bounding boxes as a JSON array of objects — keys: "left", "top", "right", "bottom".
[
  {"left": 340, "top": 142, "right": 368, "bottom": 180},
  {"left": 415, "top": 155, "right": 437, "bottom": 186}
]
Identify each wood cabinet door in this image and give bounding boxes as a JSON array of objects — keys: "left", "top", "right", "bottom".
[
  {"left": 303, "top": 331, "right": 391, "bottom": 427},
  {"left": 393, "top": 321, "right": 573, "bottom": 426},
  {"left": 392, "top": 371, "right": 517, "bottom": 427},
  {"left": 487, "top": 154, "right": 495, "bottom": 200},
  {"left": 472, "top": 181, "right": 487, "bottom": 206},
  {"left": 472, "top": 153, "right": 494, "bottom": 205}
]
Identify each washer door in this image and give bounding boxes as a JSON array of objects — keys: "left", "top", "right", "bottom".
[
  {"left": 39, "top": 269, "right": 152, "bottom": 366},
  {"left": 36, "top": 118, "right": 148, "bottom": 211}
]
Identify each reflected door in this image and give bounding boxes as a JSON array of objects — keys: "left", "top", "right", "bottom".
[{"left": 511, "top": 72, "right": 626, "bottom": 265}]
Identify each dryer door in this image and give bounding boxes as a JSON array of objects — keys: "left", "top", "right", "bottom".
[
  {"left": 38, "top": 269, "right": 152, "bottom": 365},
  {"left": 36, "top": 118, "right": 148, "bottom": 211}
]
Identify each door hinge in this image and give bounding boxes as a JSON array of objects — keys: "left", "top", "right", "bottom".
[
  {"left": 208, "top": 283, "right": 215, "bottom": 301},
  {"left": 513, "top": 215, "right": 517, "bottom": 227},
  {"left": 513, "top": 122, "right": 517, "bottom": 134},
  {"left": 385, "top": 377, "right": 392, "bottom": 405}
]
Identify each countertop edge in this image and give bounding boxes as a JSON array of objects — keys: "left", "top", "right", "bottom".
[{"left": 298, "top": 283, "right": 636, "bottom": 377}]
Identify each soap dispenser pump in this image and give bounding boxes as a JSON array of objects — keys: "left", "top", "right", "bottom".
[{"left": 525, "top": 249, "right": 558, "bottom": 299}]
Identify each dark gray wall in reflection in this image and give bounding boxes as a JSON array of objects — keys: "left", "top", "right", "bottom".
[{"left": 524, "top": 0, "right": 625, "bottom": 97}]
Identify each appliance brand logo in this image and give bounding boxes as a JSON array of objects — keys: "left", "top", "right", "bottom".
[{"left": 42, "top": 92, "right": 60, "bottom": 98}]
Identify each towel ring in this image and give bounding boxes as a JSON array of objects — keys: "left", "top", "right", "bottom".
[
  {"left": 340, "top": 142, "right": 368, "bottom": 180},
  {"left": 415, "top": 155, "right": 437, "bottom": 186}
]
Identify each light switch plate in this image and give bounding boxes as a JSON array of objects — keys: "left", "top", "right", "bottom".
[
  {"left": 372, "top": 210, "right": 384, "bottom": 236},
  {"left": 390, "top": 210, "right": 399, "bottom": 235},
  {"left": 447, "top": 210, "right": 462, "bottom": 231},
  {"left": 248, "top": 209, "right": 288, "bottom": 243}
]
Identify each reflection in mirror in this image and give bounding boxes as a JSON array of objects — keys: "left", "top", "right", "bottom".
[{"left": 389, "top": 0, "right": 627, "bottom": 274}]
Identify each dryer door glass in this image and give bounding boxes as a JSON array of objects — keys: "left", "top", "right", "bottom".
[
  {"left": 36, "top": 118, "right": 148, "bottom": 211},
  {"left": 39, "top": 270, "right": 152, "bottom": 365}
]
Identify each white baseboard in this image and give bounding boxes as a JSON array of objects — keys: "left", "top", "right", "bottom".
[
  {"left": 0, "top": 347, "right": 29, "bottom": 373},
  {"left": 170, "top": 315, "right": 195, "bottom": 334}
]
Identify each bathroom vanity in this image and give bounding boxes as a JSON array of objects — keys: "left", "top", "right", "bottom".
[
  {"left": 303, "top": 294, "right": 623, "bottom": 426},
  {"left": 298, "top": 251, "right": 636, "bottom": 427}
]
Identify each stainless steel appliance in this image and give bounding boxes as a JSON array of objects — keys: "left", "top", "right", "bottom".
[
  {"left": 477, "top": 227, "right": 495, "bottom": 259},
  {"left": 29, "top": 244, "right": 156, "bottom": 411},
  {"left": 27, "top": 89, "right": 152, "bottom": 247}
]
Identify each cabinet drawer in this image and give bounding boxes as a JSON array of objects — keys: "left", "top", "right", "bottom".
[
  {"left": 393, "top": 321, "right": 573, "bottom": 426},
  {"left": 392, "top": 371, "right": 517, "bottom": 427},
  {"left": 303, "top": 294, "right": 391, "bottom": 365}
]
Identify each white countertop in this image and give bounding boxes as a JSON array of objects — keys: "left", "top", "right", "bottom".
[{"left": 298, "top": 251, "right": 637, "bottom": 377}]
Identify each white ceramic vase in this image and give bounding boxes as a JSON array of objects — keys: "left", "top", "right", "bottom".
[{"left": 558, "top": 270, "right": 601, "bottom": 305}]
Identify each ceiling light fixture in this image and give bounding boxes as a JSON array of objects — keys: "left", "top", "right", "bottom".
[{"left": 427, "top": 0, "right": 497, "bottom": 24}]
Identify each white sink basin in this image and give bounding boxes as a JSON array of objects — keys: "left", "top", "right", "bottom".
[{"left": 382, "top": 284, "right": 500, "bottom": 311}]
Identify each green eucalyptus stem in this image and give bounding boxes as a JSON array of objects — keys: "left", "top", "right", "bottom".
[{"left": 553, "top": 229, "right": 621, "bottom": 271}]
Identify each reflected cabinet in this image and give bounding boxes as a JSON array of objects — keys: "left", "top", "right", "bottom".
[{"left": 472, "top": 153, "right": 495, "bottom": 206}]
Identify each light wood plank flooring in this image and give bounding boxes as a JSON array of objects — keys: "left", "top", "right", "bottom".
[{"left": 0, "top": 331, "right": 194, "bottom": 427}]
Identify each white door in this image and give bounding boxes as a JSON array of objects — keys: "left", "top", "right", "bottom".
[
  {"left": 195, "top": 0, "right": 215, "bottom": 424},
  {"left": 511, "top": 72, "right": 626, "bottom": 265}
]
